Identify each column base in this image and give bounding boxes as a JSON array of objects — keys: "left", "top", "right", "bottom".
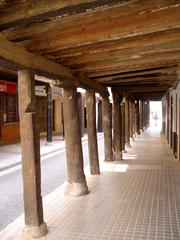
[
  {"left": 23, "top": 222, "right": 48, "bottom": 239},
  {"left": 45, "top": 141, "right": 53, "bottom": 146},
  {"left": 104, "top": 156, "right": 113, "bottom": 162},
  {"left": 122, "top": 150, "right": 127, "bottom": 153},
  {"left": 91, "top": 169, "right": 100, "bottom": 175},
  {"left": 113, "top": 151, "right": 122, "bottom": 161},
  {"left": 65, "top": 182, "right": 89, "bottom": 197}
]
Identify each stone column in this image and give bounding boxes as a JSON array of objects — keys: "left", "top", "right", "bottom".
[
  {"left": 46, "top": 84, "right": 53, "bottom": 144},
  {"left": 18, "top": 70, "right": 47, "bottom": 238},
  {"left": 125, "top": 98, "right": 131, "bottom": 146},
  {"left": 112, "top": 87, "right": 122, "bottom": 161},
  {"left": 86, "top": 89, "right": 100, "bottom": 175},
  {"left": 102, "top": 96, "right": 113, "bottom": 162},
  {"left": 121, "top": 101, "right": 126, "bottom": 151},
  {"left": 63, "top": 87, "right": 88, "bottom": 196}
]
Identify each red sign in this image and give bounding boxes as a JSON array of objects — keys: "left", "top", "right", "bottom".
[{"left": 0, "top": 80, "right": 16, "bottom": 94}]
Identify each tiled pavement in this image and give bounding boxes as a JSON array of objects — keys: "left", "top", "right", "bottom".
[{"left": 1, "top": 128, "right": 180, "bottom": 240}]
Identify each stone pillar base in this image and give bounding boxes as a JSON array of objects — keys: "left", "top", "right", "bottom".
[
  {"left": 23, "top": 222, "right": 48, "bottom": 239},
  {"left": 65, "top": 182, "right": 89, "bottom": 197},
  {"left": 113, "top": 151, "right": 122, "bottom": 161}
]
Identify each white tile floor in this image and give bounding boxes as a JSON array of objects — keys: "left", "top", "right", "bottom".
[{"left": 1, "top": 128, "right": 180, "bottom": 240}]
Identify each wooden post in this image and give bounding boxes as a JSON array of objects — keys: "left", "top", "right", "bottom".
[
  {"left": 98, "top": 100, "right": 103, "bottom": 132},
  {"left": 112, "top": 87, "right": 122, "bottom": 161},
  {"left": 147, "top": 101, "right": 150, "bottom": 127},
  {"left": 132, "top": 102, "right": 136, "bottom": 138},
  {"left": 18, "top": 70, "right": 47, "bottom": 238},
  {"left": 121, "top": 101, "right": 126, "bottom": 151},
  {"left": 46, "top": 84, "right": 53, "bottom": 144},
  {"left": 139, "top": 100, "right": 143, "bottom": 132},
  {"left": 129, "top": 100, "right": 134, "bottom": 139},
  {"left": 102, "top": 96, "right": 113, "bottom": 162},
  {"left": 86, "top": 89, "right": 100, "bottom": 174},
  {"left": 77, "top": 92, "right": 84, "bottom": 137},
  {"left": 148, "top": 101, "right": 150, "bottom": 126},
  {"left": 63, "top": 87, "right": 88, "bottom": 196},
  {"left": 136, "top": 100, "right": 141, "bottom": 134},
  {"left": 125, "top": 98, "right": 131, "bottom": 147},
  {"left": 142, "top": 101, "right": 146, "bottom": 131},
  {"left": 162, "top": 101, "right": 166, "bottom": 134}
]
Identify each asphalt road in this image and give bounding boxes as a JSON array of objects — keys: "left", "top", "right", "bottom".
[{"left": 0, "top": 136, "right": 104, "bottom": 231}]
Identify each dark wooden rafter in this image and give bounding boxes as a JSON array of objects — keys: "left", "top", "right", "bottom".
[
  {"left": 91, "top": 66, "right": 178, "bottom": 81},
  {"left": 0, "top": 0, "right": 128, "bottom": 30},
  {"left": 88, "top": 64, "right": 179, "bottom": 78},
  {"left": 134, "top": 92, "right": 165, "bottom": 101},
  {"left": 124, "top": 86, "right": 170, "bottom": 93},
  {"left": 101, "top": 74, "right": 178, "bottom": 84}
]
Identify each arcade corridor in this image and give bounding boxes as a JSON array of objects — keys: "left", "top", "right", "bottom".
[
  {"left": 1, "top": 127, "right": 180, "bottom": 240},
  {"left": 0, "top": 1, "right": 180, "bottom": 239}
]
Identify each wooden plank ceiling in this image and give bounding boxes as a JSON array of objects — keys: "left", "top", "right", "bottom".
[{"left": 0, "top": 0, "right": 180, "bottom": 100}]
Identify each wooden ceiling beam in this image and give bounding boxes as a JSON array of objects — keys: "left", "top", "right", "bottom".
[
  {"left": 2, "top": 0, "right": 176, "bottom": 39},
  {"left": 5, "top": 1, "right": 179, "bottom": 53},
  {"left": 63, "top": 45, "right": 180, "bottom": 70},
  {"left": 87, "top": 64, "right": 179, "bottom": 78},
  {"left": 0, "top": 37, "right": 108, "bottom": 96},
  {"left": 110, "top": 81, "right": 177, "bottom": 86},
  {"left": 101, "top": 75, "right": 178, "bottom": 84},
  {"left": 41, "top": 29, "right": 180, "bottom": 57},
  {"left": 126, "top": 87, "right": 169, "bottom": 93},
  {"left": 72, "top": 51, "right": 180, "bottom": 72},
  {"left": 0, "top": 0, "right": 124, "bottom": 30},
  {"left": 93, "top": 67, "right": 178, "bottom": 82},
  {"left": 56, "top": 32, "right": 180, "bottom": 65},
  {"left": 133, "top": 92, "right": 165, "bottom": 101},
  {"left": 102, "top": 79, "right": 177, "bottom": 86}
]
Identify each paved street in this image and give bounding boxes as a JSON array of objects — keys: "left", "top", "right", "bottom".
[{"left": 0, "top": 135, "right": 104, "bottom": 231}]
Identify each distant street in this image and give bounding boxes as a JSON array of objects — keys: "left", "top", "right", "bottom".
[{"left": 0, "top": 136, "right": 104, "bottom": 231}]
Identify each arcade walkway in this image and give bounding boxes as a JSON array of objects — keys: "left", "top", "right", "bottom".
[{"left": 1, "top": 128, "right": 180, "bottom": 240}]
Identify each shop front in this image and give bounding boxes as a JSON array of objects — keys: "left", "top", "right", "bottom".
[{"left": 0, "top": 80, "right": 20, "bottom": 144}]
